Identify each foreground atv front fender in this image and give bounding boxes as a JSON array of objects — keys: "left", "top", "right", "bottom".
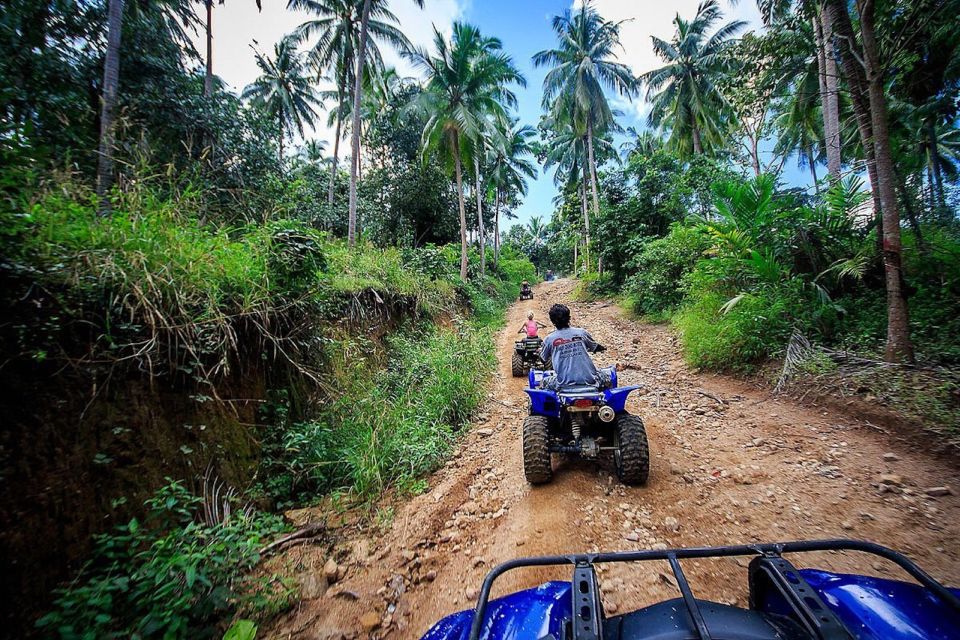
[
  {"left": 420, "top": 581, "right": 571, "bottom": 640},
  {"left": 604, "top": 385, "right": 640, "bottom": 413}
]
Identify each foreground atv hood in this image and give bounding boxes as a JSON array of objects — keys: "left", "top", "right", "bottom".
[{"left": 420, "top": 571, "right": 960, "bottom": 640}]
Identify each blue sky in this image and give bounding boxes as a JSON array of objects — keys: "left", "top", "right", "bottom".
[{"left": 205, "top": 0, "right": 813, "bottom": 231}]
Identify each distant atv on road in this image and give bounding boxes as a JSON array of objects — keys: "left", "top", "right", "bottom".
[
  {"left": 519, "top": 281, "right": 533, "bottom": 300},
  {"left": 522, "top": 364, "right": 649, "bottom": 485},
  {"left": 511, "top": 337, "right": 549, "bottom": 377}
]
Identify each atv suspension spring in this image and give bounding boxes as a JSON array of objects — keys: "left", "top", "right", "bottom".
[{"left": 571, "top": 413, "right": 586, "bottom": 440}]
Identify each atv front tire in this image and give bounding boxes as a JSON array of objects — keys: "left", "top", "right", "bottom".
[
  {"left": 523, "top": 415, "right": 553, "bottom": 484},
  {"left": 614, "top": 413, "right": 649, "bottom": 486},
  {"left": 511, "top": 351, "right": 525, "bottom": 377}
]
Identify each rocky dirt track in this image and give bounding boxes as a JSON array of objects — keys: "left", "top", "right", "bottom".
[{"left": 264, "top": 278, "right": 960, "bottom": 639}]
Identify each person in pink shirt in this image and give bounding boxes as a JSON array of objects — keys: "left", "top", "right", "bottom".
[{"left": 518, "top": 312, "right": 547, "bottom": 338}]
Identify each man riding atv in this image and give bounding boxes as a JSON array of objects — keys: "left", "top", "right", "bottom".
[{"left": 539, "top": 304, "right": 608, "bottom": 391}]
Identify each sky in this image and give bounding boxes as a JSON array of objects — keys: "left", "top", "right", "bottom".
[{"left": 199, "top": 0, "right": 772, "bottom": 231}]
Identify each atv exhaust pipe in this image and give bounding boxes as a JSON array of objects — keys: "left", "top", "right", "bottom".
[{"left": 598, "top": 405, "right": 616, "bottom": 423}]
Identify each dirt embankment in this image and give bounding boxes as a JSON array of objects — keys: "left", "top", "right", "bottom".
[{"left": 263, "top": 278, "right": 960, "bottom": 640}]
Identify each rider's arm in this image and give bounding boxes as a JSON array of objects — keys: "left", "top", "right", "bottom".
[
  {"left": 540, "top": 338, "right": 552, "bottom": 363},
  {"left": 583, "top": 330, "right": 604, "bottom": 353},
  {"left": 537, "top": 322, "right": 547, "bottom": 328}
]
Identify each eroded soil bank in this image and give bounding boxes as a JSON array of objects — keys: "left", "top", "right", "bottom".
[{"left": 263, "top": 278, "right": 960, "bottom": 639}]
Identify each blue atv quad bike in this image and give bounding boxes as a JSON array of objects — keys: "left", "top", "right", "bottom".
[
  {"left": 523, "top": 365, "right": 648, "bottom": 486},
  {"left": 512, "top": 338, "right": 549, "bottom": 377},
  {"left": 421, "top": 539, "right": 960, "bottom": 640}
]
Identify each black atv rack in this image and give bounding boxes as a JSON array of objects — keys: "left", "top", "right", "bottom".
[{"left": 467, "top": 538, "right": 960, "bottom": 640}]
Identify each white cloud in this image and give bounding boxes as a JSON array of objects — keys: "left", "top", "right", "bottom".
[{"left": 192, "top": 0, "right": 465, "bottom": 145}]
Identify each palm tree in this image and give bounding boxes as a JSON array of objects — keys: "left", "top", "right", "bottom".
[
  {"left": 533, "top": 1, "right": 636, "bottom": 229},
  {"left": 620, "top": 127, "right": 664, "bottom": 160},
  {"left": 347, "top": 0, "right": 424, "bottom": 247},
  {"left": 488, "top": 119, "right": 537, "bottom": 266},
  {"left": 290, "top": 0, "right": 411, "bottom": 207},
  {"left": 407, "top": 23, "right": 524, "bottom": 280},
  {"left": 96, "top": 0, "right": 125, "bottom": 214},
  {"left": 773, "top": 70, "right": 824, "bottom": 193},
  {"left": 541, "top": 113, "right": 615, "bottom": 272},
  {"left": 643, "top": 0, "right": 746, "bottom": 157},
  {"left": 242, "top": 37, "right": 323, "bottom": 161},
  {"left": 300, "top": 138, "right": 328, "bottom": 164}
]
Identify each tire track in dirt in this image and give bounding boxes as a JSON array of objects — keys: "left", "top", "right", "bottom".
[{"left": 264, "top": 279, "right": 960, "bottom": 639}]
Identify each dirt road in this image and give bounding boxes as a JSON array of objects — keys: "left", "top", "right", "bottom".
[{"left": 265, "top": 278, "right": 960, "bottom": 639}]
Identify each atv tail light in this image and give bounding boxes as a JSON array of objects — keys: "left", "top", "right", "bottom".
[{"left": 573, "top": 399, "right": 594, "bottom": 408}]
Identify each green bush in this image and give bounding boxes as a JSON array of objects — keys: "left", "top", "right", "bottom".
[
  {"left": 266, "top": 320, "right": 495, "bottom": 500},
  {"left": 674, "top": 285, "right": 799, "bottom": 372},
  {"left": 624, "top": 224, "right": 711, "bottom": 317},
  {"left": 37, "top": 480, "right": 287, "bottom": 640}
]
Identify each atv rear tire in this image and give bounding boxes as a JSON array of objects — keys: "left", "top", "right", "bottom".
[
  {"left": 511, "top": 351, "right": 525, "bottom": 377},
  {"left": 523, "top": 415, "right": 553, "bottom": 484},
  {"left": 614, "top": 413, "right": 649, "bottom": 486}
]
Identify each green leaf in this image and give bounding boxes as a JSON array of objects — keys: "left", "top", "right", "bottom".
[{"left": 223, "top": 619, "right": 258, "bottom": 640}]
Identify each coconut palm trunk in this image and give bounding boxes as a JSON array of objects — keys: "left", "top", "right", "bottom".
[
  {"left": 346, "top": 0, "right": 372, "bottom": 247},
  {"left": 96, "top": 0, "right": 125, "bottom": 215},
  {"left": 474, "top": 153, "right": 485, "bottom": 276},
  {"left": 580, "top": 171, "right": 590, "bottom": 273},
  {"left": 586, "top": 120, "right": 601, "bottom": 218},
  {"left": 327, "top": 81, "right": 345, "bottom": 206},
  {"left": 204, "top": 0, "right": 214, "bottom": 96},
  {"left": 691, "top": 125, "right": 703, "bottom": 155},
  {"left": 819, "top": 5, "right": 842, "bottom": 179},
  {"left": 857, "top": 0, "right": 913, "bottom": 363},
  {"left": 807, "top": 146, "right": 820, "bottom": 194},
  {"left": 826, "top": 0, "right": 884, "bottom": 249},
  {"left": 494, "top": 188, "right": 501, "bottom": 267},
  {"left": 453, "top": 133, "right": 469, "bottom": 280}
]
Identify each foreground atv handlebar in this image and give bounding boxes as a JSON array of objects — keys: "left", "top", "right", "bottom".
[{"left": 466, "top": 538, "right": 960, "bottom": 640}]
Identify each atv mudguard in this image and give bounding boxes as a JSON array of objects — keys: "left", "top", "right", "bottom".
[{"left": 525, "top": 366, "right": 639, "bottom": 417}]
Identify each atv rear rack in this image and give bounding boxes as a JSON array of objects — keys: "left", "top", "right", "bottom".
[{"left": 466, "top": 538, "right": 960, "bottom": 640}]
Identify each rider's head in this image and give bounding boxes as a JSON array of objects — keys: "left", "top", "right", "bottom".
[{"left": 549, "top": 304, "right": 570, "bottom": 329}]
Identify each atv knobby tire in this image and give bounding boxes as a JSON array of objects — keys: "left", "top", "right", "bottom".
[
  {"left": 511, "top": 351, "right": 525, "bottom": 377},
  {"left": 614, "top": 413, "right": 649, "bottom": 485},
  {"left": 523, "top": 415, "right": 553, "bottom": 484}
]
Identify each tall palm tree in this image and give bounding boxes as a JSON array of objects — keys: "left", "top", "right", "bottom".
[
  {"left": 347, "top": 0, "right": 424, "bottom": 247},
  {"left": 620, "top": 127, "right": 664, "bottom": 160},
  {"left": 533, "top": 1, "right": 636, "bottom": 229},
  {"left": 643, "top": 0, "right": 746, "bottom": 157},
  {"left": 290, "top": 0, "right": 411, "bottom": 207},
  {"left": 541, "top": 113, "right": 615, "bottom": 272},
  {"left": 242, "top": 37, "right": 323, "bottom": 160},
  {"left": 773, "top": 69, "right": 824, "bottom": 192},
  {"left": 94, "top": 0, "right": 201, "bottom": 213},
  {"left": 488, "top": 119, "right": 537, "bottom": 266},
  {"left": 407, "top": 22, "right": 524, "bottom": 280},
  {"left": 97, "top": 0, "right": 126, "bottom": 214}
]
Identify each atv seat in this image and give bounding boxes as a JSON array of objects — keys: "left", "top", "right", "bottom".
[{"left": 558, "top": 385, "right": 603, "bottom": 395}]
